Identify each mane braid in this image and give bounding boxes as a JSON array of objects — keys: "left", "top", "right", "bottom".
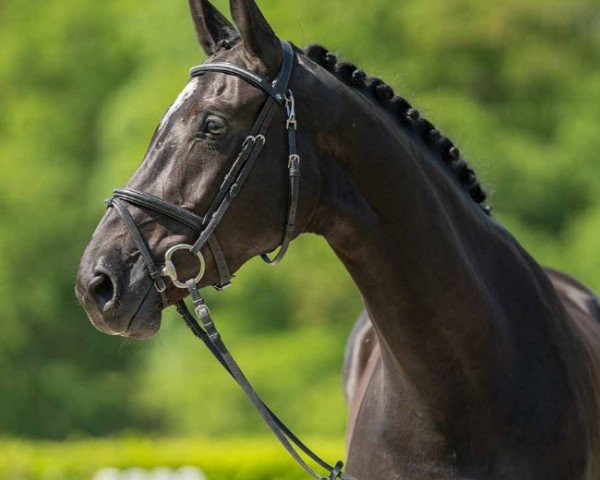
[{"left": 303, "top": 44, "right": 492, "bottom": 216}]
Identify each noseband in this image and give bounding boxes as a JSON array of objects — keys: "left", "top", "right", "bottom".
[{"left": 106, "top": 41, "right": 356, "bottom": 480}]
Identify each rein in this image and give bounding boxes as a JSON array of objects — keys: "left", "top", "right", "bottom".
[{"left": 106, "top": 40, "right": 357, "bottom": 480}]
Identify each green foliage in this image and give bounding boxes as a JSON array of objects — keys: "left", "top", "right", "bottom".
[
  {"left": 133, "top": 234, "right": 360, "bottom": 437},
  {"left": 0, "top": 436, "right": 344, "bottom": 480},
  {"left": 0, "top": 0, "right": 598, "bottom": 441}
]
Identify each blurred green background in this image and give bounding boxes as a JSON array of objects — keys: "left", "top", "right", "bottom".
[{"left": 1, "top": 0, "right": 599, "bottom": 477}]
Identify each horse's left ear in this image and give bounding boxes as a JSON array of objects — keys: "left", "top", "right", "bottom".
[
  {"left": 189, "top": 0, "right": 238, "bottom": 56},
  {"left": 229, "top": 0, "right": 282, "bottom": 76}
]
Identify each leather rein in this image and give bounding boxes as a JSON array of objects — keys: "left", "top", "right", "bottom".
[{"left": 106, "top": 41, "right": 357, "bottom": 480}]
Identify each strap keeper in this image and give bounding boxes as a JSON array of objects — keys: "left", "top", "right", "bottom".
[
  {"left": 230, "top": 183, "right": 241, "bottom": 198},
  {"left": 220, "top": 174, "right": 236, "bottom": 192},
  {"left": 325, "top": 461, "right": 344, "bottom": 480},
  {"left": 149, "top": 269, "right": 161, "bottom": 280},
  {"left": 288, "top": 154, "right": 301, "bottom": 175},
  {"left": 214, "top": 281, "right": 232, "bottom": 292}
]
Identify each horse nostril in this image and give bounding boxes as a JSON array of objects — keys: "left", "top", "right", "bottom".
[{"left": 89, "top": 273, "right": 116, "bottom": 313}]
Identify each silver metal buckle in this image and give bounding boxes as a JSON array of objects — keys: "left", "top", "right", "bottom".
[
  {"left": 288, "top": 154, "right": 301, "bottom": 168},
  {"left": 195, "top": 303, "right": 210, "bottom": 317},
  {"left": 243, "top": 134, "right": 266, "bottom": 148},
  {"left": 285, "top": 90, "right": 297, "bottom": 130},
  {"left": 153, "top": 277, "right": 167, "bottom": 293},
  {"left": 162, "top": 244, "right": 206, "bottom": 289}
]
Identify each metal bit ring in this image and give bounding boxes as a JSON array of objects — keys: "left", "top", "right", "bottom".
[{"left": 162, "top": 244, "right": 206, "bottom": 289}]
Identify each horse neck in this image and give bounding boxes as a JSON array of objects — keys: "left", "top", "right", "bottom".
[{"left": 300, "top": 66, "right": 586, "bottom": 449}]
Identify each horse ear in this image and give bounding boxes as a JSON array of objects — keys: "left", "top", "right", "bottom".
[
  {"left": 229, "top": 0, "right": 282, "bottom": 75},
  {"left": 189, "top": 0, "right": 238, "bottom": 56}
]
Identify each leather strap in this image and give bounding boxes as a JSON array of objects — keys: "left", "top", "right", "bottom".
[
  {"left": 188, "top": 40, "right": 297, "bottom": 257},
  {"left": 109, "top": 198, "right": 167, "bottom": 305},
  {"left": 191, "top": 63, "right": 284, "bottom": 103},
  {"left": 110, "top": 190, "right": 232, "bottom": 290},
  {"left": 189, "top": 97, "right": 279, "bottom": 255},
  {"left": 190, "top": 40, "right": 295, "bottom": 104},
  {"left": 206, "top": 235, "right": 232, "bottom": 290},
  {"left": 113, "top": 188, "right": 204, "bottom": 230},
  {"left": 178, "top": 286, "right": 358, "bottom": 480},
  {"left": 191, "top": 46, "right": 300, "bottom": 264},
  {"left": 273, "top": 41, "right": 295, "bottom": 97},
  {"left": 261, "top": 90, "right": 300, "bottom": 265}
]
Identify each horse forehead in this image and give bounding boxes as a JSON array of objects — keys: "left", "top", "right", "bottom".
[
  {"left": 158, "top": 78, "right": 200, "bottom": 132},
  {"left": 158, "top": 73, "right": 253, "bottom": 134}
]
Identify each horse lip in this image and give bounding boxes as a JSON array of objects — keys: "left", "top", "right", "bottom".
[
  {"left": 126, "top": 285, "right": 152, "bottom": 330},
  {"left": 123, "top": 286, "right": 162, "bottom": 339}
]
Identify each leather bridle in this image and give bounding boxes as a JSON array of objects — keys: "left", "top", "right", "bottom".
[{"left": 106, "top": 41, "right": 357, "bottom": 480}]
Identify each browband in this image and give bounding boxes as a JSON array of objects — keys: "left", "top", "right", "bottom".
[{"left": 190, "top": 40, "right": 295, "bottom": 104}]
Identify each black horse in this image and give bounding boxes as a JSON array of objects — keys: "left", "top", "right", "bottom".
[{"left": 77, "top": 1, "right": 600, "bottom": 478}]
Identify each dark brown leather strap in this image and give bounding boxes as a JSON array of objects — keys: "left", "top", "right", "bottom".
[
  {"left": 111, "top": 189, "right": 232, "bottom": 290},
  {"left": 206, "top": 235, "right": 232, "bottom": 290},
  {"left": 190, "top": 40, "right": 295, "bottom": 104},
  {"left": 191, "top": 63, "right": 284, "bottom": 103},
  {"left": 179, "top": 284, "right": 357, "bottom": 480},
  {"left": 190, "top": 99, "right": 279, "bottom": 255},
  {"left": 188, "top": 41, "right": 297, "bottom": 258},
  {"left": 109, "top": 198, "right": 167, "bottom": 305},
  {"left": 261, "top": 90, "right": 300, "bottom": 265}
]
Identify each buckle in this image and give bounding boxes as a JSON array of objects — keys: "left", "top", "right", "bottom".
[
  {"left": 285, "top": 90, "right": 297, "bottom": 130},
  {"left": 288, "top": 154, "right": 301, "bottom": 168},
  {"left": 194, "top": 303, "right": 210, "bottom": 317},
  {"left": 162, "top": 244, "right": 206, "bottom": 289},
  {"left": 153, "top": 277, "right": 167, "bottom": 293},
  {"left": 286, "top": 117, "right": 297, "bottom": 130},
  {"left": 242, "top": 134, "right": 266, "bottom": 148},
  {"left": 288, "top": 154, "right": 301, "bottom": 177}
]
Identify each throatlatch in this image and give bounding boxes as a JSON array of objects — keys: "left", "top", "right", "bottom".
[{"left": 107, "top": 41, "right": 357, "bottom": 480}]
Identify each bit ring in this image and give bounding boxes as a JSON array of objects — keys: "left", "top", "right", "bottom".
[{"left": 162, "top": 244, "right": 206, "bottom": 289}]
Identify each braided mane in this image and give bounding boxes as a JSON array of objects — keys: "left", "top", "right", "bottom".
[{"left": 302, "top": 44, "right": 491, "bottom": 215}]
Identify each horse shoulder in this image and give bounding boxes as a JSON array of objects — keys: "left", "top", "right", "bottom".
[
  {"left": 545, "top": 267, "right": 600, "bottom": 478},
  {"left": 343, "top": 310, "right": 377, "bottom": 405}
]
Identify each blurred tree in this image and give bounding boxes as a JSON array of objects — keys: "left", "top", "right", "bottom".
[{"left": 0, "top": 0, "right": 146, "bottom": 437}]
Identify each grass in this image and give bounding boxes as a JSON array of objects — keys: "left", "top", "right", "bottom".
[{"left": 0, "top": 436, "right": 347, "bottom": 480}]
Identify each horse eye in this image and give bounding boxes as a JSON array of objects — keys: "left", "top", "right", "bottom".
[{"left": 202, "top": 117, "right": 225, "bottom": 136}]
